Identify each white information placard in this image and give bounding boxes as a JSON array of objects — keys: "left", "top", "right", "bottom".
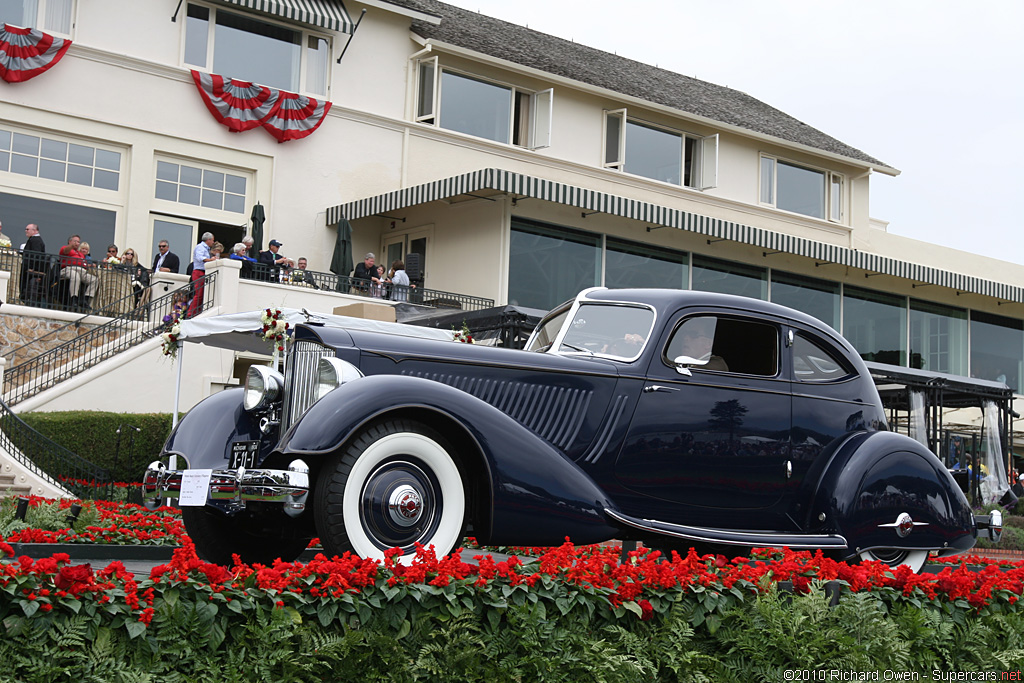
[{"left": 179, "top": 469, "right": 213, "bottom": 506}]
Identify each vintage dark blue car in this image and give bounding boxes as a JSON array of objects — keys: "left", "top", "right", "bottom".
[{"left": 143, "top": 288, "right": 1002, "bottom": 571}]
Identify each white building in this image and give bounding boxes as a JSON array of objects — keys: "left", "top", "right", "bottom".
[{"left": 0, "top": 0, "right": 1021, "bottom": 407}]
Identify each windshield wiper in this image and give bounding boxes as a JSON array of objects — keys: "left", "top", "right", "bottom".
[{"left": 560, "top": 342, "right": 594, "bottom": 355}]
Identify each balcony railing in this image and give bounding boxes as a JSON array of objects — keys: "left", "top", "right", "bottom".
[
  {"left": 243, "top": 262, "right": 494, "bottom": 312},
  {"left": 3, "top": 271, "right": 218, "bottom": 406}
]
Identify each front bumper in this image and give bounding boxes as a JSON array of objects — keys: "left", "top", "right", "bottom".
[
  {"left": 141, "top": 459, "right": 310, "bottom": 516},
  {"left": 974, "top": 509, "right": 1003, "bottom": 542}
]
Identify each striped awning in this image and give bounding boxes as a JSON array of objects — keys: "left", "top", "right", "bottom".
[
  {"left": 326, "top": 168, "right": 1024, "bottom": 304},
  {"left": 213, "top": 0, "right": 354, "bottom": 33}
]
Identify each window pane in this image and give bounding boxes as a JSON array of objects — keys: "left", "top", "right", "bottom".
[
  {"left": 760, "top": 157, "right": 774, "bottom": 203},
  {"left": 225, "top": 174, "right": 246, "bottom": 194},
  {"left": 95, "top": 149, "right": 120, "bottom": 171},
  {"left": 201, "top": 188, "right": 222, "bottom": 209},
  {"left": 202, "top": 169, "right": 224, "bottom": 190},
  {"left": 970, "top": 311, "right": 1023, "bottom": 392},
  {"left": 777, "top": 160, "right": 825, "bottom": 219},
  {"left": 184, "top": 3, "right": 210, "bottom": 67},
  {"left": 179, "top": 184, "right": 201, "bottom": 205},
  {"left": 0, "top": 0, "right": 35, "bottom": 27},
  {"left": 40, "top": 138, "right": 67, "bottom": 160},
  {"left": 44, "top": 0, "right": 72, "bottom": 34},
  {"left": 793, "top": 334, "right": 854, "bottom": 382},
  {"left": 223, "top": 193, "right": 244, "bottom": 213},
  {"left": 67, "top": 163, "right": 92, "bottom": 186},
  {"left": 509, "top": 220, "right": 600, "bottom": 310},
  {"left": 68, "top": 143, "right": 93, "bottom": 166},
  {"left": 624, "top": 120, "right": 682, "bottom": 185},
  {"left": 692, "top": 255, "right": 767, "bottom": 300},
  {"left": 305, "top": 35, "right": 329, "bottom": 95},
  {"left": 771, "top": 271, "right": 840, "bottom": 330},
  {"left": 213, "top": 8, "right": 300, "bottom": 91},
  {"left": 38, "top": 158, "right": 65, "bottom": 181},
  {"left": 155, "top": 180, "right": 178, "bottom": 201},
  {"left": 605, "top": 112, "right": 621, "bottom": 165},
  {"left": 843, "top": 285, "right": 907, "bottom": 365},
  {"left": 830, "top": 175, "right": 842, "bottom": 222},
  {"left": 909, "top": 300, "right": 967, "bottom": 375},
  {"left": 156, "top": 160, "right": 179, "bottom": 182},
  {"left": 93, "top": 169, "right": 118, "bottom": 191},
  {"left": 11, "top": 154, "right": 37, "bottom": 176},
  {"left": 0, "top": 151, "right": 9, "bottom": 171},
  {"left": 0, "top": 130, "right": 9, "bottom": 149},
  {"left": 605, "top": 237, "right": 688, "bottom": 289},
  {"left": 417, "top": 60, "right": 435, "bottom": 119},
  {"left": 12, "top": 133, "right": 39, "bottom": 155},
  {"left": 180, "top": 165, "right": 202, "bottom": 186},
  {"left": 439, "top": 71, "right": 512, "bottom": 144}
]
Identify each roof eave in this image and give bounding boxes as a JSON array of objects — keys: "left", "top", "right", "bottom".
[
  {"left": 418, "top": 37, "right": 900, "bottom": 177},
  {"left": 363, "top": 0, "right": 442, "bottom": 25}
]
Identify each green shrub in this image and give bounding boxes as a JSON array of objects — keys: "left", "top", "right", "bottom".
[{"left": 17, "top": 411, "right": 173, "bottom": 483}]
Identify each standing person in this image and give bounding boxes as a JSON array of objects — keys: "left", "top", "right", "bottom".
[
  {"left": 188, "top": 232, "right": 216, "bottom": 317},
  {"left": 242, "top": 235, "right": 255, "bottom": 259},
  {"left": 353, "top": 252, "right": 376, "bottom": 293},
  {"left": 258, "top": 239, "right": 293, "bottom": 281},
  {"left": 120, "top": 248, "right": 150, "bottom": 306},
  {"left": 58, "top": 234, "right": 98, "bottom": 311},
  {"left": 152, "top": 240, "right": 180, "bottom": 274},
  {"left": 20, "top": 223, "right": 46, "bottom": 305},
  {"left": 389, "top": 259, "right": 415, "bottom": 302},
  {"left": 371, "top": 264, "right": 389, "bottom": 298}
]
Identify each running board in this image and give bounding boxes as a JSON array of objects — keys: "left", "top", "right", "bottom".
[{"left": 604, "top": 508, "right": 848, "bottom": 550}]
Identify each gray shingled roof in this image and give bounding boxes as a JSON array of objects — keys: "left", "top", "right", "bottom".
[{"left": 381, "top": 0, "right": 894, "bottom": 170}]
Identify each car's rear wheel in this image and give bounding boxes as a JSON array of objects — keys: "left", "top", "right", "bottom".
[
  {"left": 857, "top": 547, "right": 929, "bottom": 573},
  {"left": 314, "top": 418, "right": 466, "bottom": 563},
  {"left": 182, "top": 505, "right": 312, "bottom": 566}
]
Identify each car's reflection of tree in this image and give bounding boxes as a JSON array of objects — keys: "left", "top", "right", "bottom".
[{"left": 708, "top": 399, "right": 747, "bottom": 441}]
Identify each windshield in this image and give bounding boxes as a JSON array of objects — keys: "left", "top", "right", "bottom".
[
  {"left": 526, "top": 304, "right": 571, "bottom": 352},
  {"left": 558, "top": 304, "right": 655, "bottom": 360}
]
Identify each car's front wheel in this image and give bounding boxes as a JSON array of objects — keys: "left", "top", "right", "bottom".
[
  {"left": 314, "top": 419, "right": 466, "bottom": 563},
  {"left": 857, "top": 548, "right": 929, "bottom": 573}
]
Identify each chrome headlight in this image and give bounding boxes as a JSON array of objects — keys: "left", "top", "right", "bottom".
[
  {"left": 316, "top": 357, "right": 363, "bottom": 400},
  {"left": 244, "top": 365, "right": 284, "bottom": 411}
]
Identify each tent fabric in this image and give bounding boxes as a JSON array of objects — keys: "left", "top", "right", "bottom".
[
  {"left": 178, "top": 309, "right": 453, "bottom": 354},
  {"left": 249, "top": 203, "right": 266, "bottom": 255},
  {"left": 0, "top": 24, "right": 71, "bottom": 83},
  {"left": 329, "top": 217, "right": 354, "bottom": 279},
  {"left": 211, "top": 0, "right": 355, "bottom": 34}
]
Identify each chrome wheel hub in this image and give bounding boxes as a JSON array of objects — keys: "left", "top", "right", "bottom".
[
  {"left": 359, "top": 460, "right": 441, "bottom": 551},
  {"left": 388, "top": 485, "right": 422, "bottom": 526}
]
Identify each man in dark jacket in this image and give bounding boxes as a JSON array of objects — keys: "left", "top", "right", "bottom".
[
  {"left": 152, "top": 240, "right": 180, "bottom": 274},
  {"left": 20, "top": 223, "right": 46, "bottom": 305},
  {"left": 258, "top": 239, "right": 293, "bottom": 281}
]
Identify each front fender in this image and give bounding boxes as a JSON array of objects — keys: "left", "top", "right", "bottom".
[
  {"left": 162, "top": 388, "right": 271, "bottom": 468},
  {"left": 812, "top": 431, "right": 975, "bottom": 557},
  {"left": 276, "top": 374, "right": 620, "bottom": 546}
]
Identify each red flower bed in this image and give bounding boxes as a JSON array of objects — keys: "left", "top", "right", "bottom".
[{"left": 3, "top": 496, "right": 187, "bottom": 546}]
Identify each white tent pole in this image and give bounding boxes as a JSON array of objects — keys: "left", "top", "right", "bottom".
[{"left": 172, "top": 341, "right": 183, "bottom": 429}]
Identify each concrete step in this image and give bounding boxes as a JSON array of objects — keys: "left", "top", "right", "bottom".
[{"left": 0, "top": 473, "right": 45, "bottom": 498}]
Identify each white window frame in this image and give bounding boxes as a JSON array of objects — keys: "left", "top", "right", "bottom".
[
  {"left": 1, "top": 0, "right": 74, "bottom": 35},
  {"left": 414, "top": 60, "right": 554, "bottom": 150},
  {"left": 602, "top": 109, "right": 717, "bottom": 190},
  {"left": 760, "top": 154, "right": 843, "bottom": 223},
  {"left": 0, "top": 124, "right": 124, "bottom": 195},
  {"left": 153, "top": 154, "right": 253, "bottom": 223},
  {"left": 182, "top": 1, "right": 332, "bottom": 97}
]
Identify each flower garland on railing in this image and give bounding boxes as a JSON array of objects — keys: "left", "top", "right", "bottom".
[
  {"left": 160, "top": 305, "right": 184, "bottom": 359},
  {"left": 261, "top": 308, "right": 290, "bottom": 354}
]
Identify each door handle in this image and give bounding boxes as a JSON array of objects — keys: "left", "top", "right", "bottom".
[{"left": 643, "top": 385, "right": 678, "bottom": 393}]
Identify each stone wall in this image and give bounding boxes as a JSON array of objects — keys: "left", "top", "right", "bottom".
[{"left": 0, "top": 312, "right": 102, "bottom": 368}]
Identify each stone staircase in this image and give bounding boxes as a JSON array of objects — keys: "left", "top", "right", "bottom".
[{"left": 0, "top": 472, "right": 35, "bottom": 498}]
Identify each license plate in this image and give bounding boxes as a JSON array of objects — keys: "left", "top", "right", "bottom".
[{"left": 229, "top": 440, "right": 260, "bottom": 469}]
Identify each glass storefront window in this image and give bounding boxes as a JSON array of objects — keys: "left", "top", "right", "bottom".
[
  {"left": 843, "top": 285, "right": 906, "bottom": 365},
  {"left": 970, "top": 311, "right": 1023, "bottom": 392},
  {"left": 509, "top": 220, "right": 600, "bottom": 310},
  {"left": 605, "top": 237, "right": 688, "bottom": 290},
  {"left": 910, "top": 299, "right": 967, "bottom": 375},
  {"left": 692, "top": 255, "right": 767, "bottom": 300},
  {"left": 770, "top": 271, "right": 840, "bottom": 330}
]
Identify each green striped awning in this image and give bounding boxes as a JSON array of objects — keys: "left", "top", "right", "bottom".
[
  {"left": 214, "top": 0, "right": 354, "bottom": 33},
  {"left": 326, "top": 168, "right": 1024, "bottom": 304}
]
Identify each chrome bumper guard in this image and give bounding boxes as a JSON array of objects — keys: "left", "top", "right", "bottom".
[
  {"left": 974, "top": 510, "right": 1003, "bottom": 542},
  {"left": 141, "top": 459, "right": 310, "bottom": 517}
]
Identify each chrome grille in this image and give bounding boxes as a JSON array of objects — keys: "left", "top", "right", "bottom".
[{"left": 282, "top": 340, "right": 334, "bottom": 430}]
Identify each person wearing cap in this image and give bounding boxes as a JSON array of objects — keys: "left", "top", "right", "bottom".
[{"left": 259, "top": 239, "right": 293, "bottom": 281}]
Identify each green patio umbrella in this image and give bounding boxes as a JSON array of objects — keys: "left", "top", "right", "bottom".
[
  {"left": 330, "top": 217, "right": 354, "bottom": 292},
  {"left": 249, "top": 202, "right": 265, "bottom": 257}
]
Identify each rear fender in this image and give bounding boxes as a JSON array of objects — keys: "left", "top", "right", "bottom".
[
  {"left": 276, "top": 374, "right": 619, "bottom": 546},
  {"left": 812, "top": 431, "right": 975, "bottom": 558}
]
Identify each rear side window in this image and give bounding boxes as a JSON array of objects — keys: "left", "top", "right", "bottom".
[
  {"left": 793, "top": 334, "right": 855, "bottom": 382},
  {"left": 666, "top": 315, "right": 779, "bottom": 376}
]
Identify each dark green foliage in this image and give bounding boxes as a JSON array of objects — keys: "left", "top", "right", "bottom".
[{"left": 18, "top": 411, "right": 173, "bottom": 483}]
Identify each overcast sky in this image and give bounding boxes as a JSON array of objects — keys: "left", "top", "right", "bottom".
[{"left": 442, "top": 0, "right": 1023, "bottom": 267}]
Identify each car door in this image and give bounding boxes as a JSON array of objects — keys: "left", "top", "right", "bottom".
[{"left": 613, "top": 309, "right": 792, "bottom": 528}]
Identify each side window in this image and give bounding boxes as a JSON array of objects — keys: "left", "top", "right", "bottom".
[
  {"left": 792, "top": 334, "right": 855, "bottom": 382},
  {"left": 666, "top": 315, "right": 778, "bottom": 376}
]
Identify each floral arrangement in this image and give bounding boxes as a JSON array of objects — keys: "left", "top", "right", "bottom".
[
  {"left": 261, "top": 307, "right": 290, "bottom": 353},
  {"left": 0, "top": 234, "right": 11, "bottom": 249},
  {"left": 105, "top": 256, "right": 121, "bottom": 265},
  {"left": 159, "top": 306, "right": 183, "bottom": 358},
  {"left": 452, "top": 322, "right": 474, "bottom": 344}
]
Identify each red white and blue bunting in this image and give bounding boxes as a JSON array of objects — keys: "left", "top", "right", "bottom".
[
  {"left": 0, "top": 24, "right": 71, "bottom": 83},
  {"left": 191, "top": 70, "right": 332, "bottom": 143}
]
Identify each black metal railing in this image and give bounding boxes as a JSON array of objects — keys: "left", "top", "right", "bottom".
[
  {"left": 242, "top": 262, "right": 494, "bottom": 312},
  {"left": 3, "top": 271, "right": 218, "bottom": 406},
  {"left": 0, "top": 248, "right": 152, "bottom": 316},
  {"left": 0, "top": 397, "right": 111, "bottom": 500}
]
